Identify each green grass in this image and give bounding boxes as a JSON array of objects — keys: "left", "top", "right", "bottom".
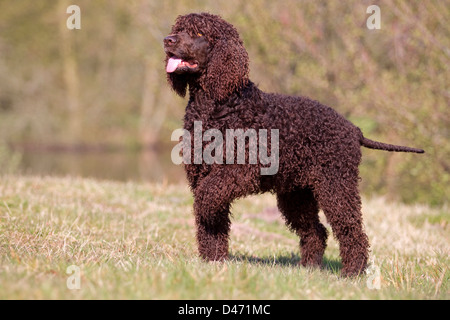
[{"left": 0, "top": 175, "right": 448, "bottom": 299}]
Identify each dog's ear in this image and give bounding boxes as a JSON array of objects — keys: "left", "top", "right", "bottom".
[
  {"left": 204, "top": 38, "right": 249, "bottom": 102},
  {"left": 166, "top": 68, "right": 188, "bottom": 98}
]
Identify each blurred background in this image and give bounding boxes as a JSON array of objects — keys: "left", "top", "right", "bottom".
[{"left": 0, "top": 0, "right": 448, "bottom": 206}]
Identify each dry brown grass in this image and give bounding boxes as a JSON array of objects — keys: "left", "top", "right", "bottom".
[{"left": 0, "top": 175, "right": 448, "bottom": 299}]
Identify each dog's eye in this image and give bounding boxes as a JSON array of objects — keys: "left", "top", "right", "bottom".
[{"left": 197, "top": 32, "right": 203, "bottom": 37}]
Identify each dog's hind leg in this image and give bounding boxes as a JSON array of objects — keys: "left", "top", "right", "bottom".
[
  {"left": 314, "top": 171, "right": 370, "bottom": 277},
  {"left": 277, "top": 188, "right": 328, "bottom": 268}
]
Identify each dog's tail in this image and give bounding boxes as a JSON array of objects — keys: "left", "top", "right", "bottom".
[{"left": 361, "top": 137, "right": 424, "bottom": 153}]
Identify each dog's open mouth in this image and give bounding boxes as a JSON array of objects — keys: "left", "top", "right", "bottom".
[{"left": 166, "top": 56, "right": 198, "bottom": 73}]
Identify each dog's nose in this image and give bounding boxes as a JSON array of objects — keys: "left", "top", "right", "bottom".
[{"left": 164, "top": 35, "right": 177, "bottom": 46}]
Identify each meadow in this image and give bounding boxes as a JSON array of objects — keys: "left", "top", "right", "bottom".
[{"left": 0, "top": 175, "right": 447, "bottom": 299}]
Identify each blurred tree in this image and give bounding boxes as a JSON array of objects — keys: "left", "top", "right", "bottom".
[{"left": 59, "top": 0, "right": 81, "bottom": 143}]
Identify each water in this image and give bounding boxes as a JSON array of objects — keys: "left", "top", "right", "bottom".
[{"left": 20, "top": 149, "right": 186, "bottom": 184}]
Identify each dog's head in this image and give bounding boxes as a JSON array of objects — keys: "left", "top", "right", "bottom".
[{"left": 164, "top": 13, "right": 249, "bottom": 101}]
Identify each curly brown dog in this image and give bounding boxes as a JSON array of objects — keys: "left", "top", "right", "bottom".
[{"left": 163, "top": 13, "right": 424, "bottom": 277}]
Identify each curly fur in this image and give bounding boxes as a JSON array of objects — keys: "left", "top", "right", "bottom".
[{"left": 164, "top": 13, "right": 424, "bottom": 277}]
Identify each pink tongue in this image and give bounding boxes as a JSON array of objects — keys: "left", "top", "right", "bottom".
[{"left": 166, "top": 57, "right": 182, "bottom": 73}]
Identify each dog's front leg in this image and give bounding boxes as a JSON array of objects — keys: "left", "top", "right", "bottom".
[
  {"left": 194, "top": 203, "right": 231, "bottom": 262},
  {"left": 191, "top": 167, "right": 258, "bottom": 261},
  {"left": 193, "top": 180, "right": 231, "bottom": 262}
]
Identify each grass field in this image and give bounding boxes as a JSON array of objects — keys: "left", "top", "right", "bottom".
[{"left": 0, "top": 175, "right": 448, "bottom": 299}]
